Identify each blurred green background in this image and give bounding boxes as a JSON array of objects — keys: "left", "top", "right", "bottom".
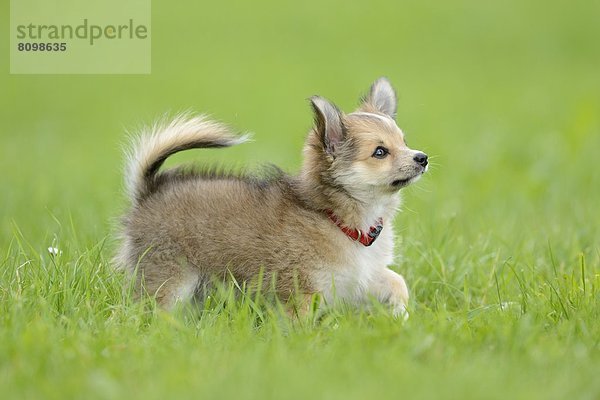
[{"left": 2, "top": 0, "right": 599, "bottom": 250}]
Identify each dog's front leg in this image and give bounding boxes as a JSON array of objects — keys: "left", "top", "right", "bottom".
[{"left": 369, "top": 268, "right": 410, "bottom": 318}]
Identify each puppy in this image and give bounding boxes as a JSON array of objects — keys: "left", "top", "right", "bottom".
[{"left": 115, "top": 78, "right": 428, "bottom": 316}]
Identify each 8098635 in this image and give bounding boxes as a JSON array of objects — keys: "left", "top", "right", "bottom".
[{"left": 17, "top": 42, "right": 67, "bottom": 52}]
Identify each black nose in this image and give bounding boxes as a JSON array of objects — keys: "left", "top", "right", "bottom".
[{"left": 413, "top": 152, "right": 428, "bottom": 167}]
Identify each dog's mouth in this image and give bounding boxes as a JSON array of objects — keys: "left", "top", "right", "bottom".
[
  {"left": 390, "top": 169, "right": 426, "bottom": 189},
  {"left": 391, "top": 178, "right": 412, "bottom": 188}
]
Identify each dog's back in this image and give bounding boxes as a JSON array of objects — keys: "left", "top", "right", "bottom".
[{"left": 120, "top": 170, "right": 343, "bottom": 305}]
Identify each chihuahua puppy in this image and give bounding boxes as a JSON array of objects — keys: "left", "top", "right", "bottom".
[{"left": 115, "top": 78, "right": 428, "bottom": 316}]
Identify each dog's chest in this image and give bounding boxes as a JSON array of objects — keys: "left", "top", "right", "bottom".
[{"left": 313, "top": 228, "right": 395, "bottom": 304}]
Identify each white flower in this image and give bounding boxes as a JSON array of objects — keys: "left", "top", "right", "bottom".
[{"left": 47, "top": 246, "right": 62, "bottom": 256}]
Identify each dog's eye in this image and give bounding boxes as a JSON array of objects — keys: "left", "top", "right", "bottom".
[{"left": 372, "top": 146, "right": 389, "bottom": 159}]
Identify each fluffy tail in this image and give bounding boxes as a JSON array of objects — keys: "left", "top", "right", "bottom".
[{"left": 125, "top": 113, "right": 250, "bottom": 205}]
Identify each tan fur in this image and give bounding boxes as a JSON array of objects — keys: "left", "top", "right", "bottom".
[{"left": 115, "top": 78, "right": 428, "bottom": 316}]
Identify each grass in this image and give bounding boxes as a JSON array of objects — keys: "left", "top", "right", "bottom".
[{"left": 1, "top": 0, "right": 600, "bottom": 398}]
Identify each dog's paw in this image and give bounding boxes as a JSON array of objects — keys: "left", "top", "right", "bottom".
[
  {"left": 392, "top": 302, "right": 409, "bottom": 321},
  {"left": 371, "top": 268, "right": 410, "bottom": 320}
]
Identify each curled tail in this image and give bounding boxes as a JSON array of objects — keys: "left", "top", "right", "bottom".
[{"left": 125, "top": 113, "right": 250, "bottom": 205}]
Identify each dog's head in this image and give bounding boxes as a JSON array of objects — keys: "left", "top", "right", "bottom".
[{"left": 305, "top": 78, "right": 428, "bottom": 202}]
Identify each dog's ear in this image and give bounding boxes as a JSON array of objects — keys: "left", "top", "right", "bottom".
[
  {"left": 360, "top": 77, "right": 397, "bottom": 119},
  {"left": 310, "top": 96, "right": 345, "bottom": 155}
]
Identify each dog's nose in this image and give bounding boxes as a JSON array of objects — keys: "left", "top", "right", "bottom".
[{"left": 413, "top": 152, "right": 428, "bottom": 167}]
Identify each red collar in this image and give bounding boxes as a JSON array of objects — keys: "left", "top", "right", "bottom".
[{"left": 326, "top": 210, "right": 384, "bottom": 247}]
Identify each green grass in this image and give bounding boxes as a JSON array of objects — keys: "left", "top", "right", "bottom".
[{"left": 1, "top": 0, "right": 600, "bottom": 398}]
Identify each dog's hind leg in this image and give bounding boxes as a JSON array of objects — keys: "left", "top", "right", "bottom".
[{"left": 136, "top": 257, "right": 201, "bottom": 309}]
